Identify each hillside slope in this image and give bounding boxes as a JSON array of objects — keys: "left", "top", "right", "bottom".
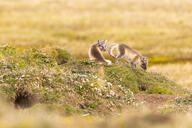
[{"left": 0, "top": 46, "right": 186, "bottom": 115}]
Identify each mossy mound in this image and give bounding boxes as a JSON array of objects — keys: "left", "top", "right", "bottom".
[
  {"left": 0, "top": 46, "right": 187, "bottom": 115},
  {"left": 104, "top": 63, "right": 184, "bottom": 95}
]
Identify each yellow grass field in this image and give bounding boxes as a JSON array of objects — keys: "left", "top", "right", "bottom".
[
  {"left": 149, "top": 63, "right": 192, "bottom": 89},
  {"left": 0, "top": 0, "right": 192, "bottom": 59}
]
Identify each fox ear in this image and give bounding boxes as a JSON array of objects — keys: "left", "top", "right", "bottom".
[
  {"left": 142, "top": 57, "right": 147, "bottom": 60},
  {"left": 97, "top": 40, "right": 101, "bottom": 44},
  {"left": 143, "top": 57, "right": 148, "bottom": 61}
]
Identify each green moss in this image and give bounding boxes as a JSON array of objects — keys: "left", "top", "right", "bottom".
[
  {"left": 146, "top": 87, "right": 173, "bottom": 94},
  {"left": 104, "top": 64, "right": 139, "bottom": 93},
  {"left": 104, "top": 63, "right": 183, "bottom": 95},
  {"left": 52, "top": 48, "right": 72, "bottom": 65}
]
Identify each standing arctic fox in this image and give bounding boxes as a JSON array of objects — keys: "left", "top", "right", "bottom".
[
  {"left": 88, "top": 40, "right": 111, "bottom": 65},
  {"left": 108, "top": 43, "right": 148, "bottom": 70}
]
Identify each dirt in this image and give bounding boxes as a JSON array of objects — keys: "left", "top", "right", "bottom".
[{"left": 135, "top": 94, "right": 175, "bottom": 109}]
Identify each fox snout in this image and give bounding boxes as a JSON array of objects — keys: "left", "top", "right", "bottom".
[
  {"left": 141, "top": 63, "right": 147, "bottom": 70},
  {"left": 100, "top": 46, "right": 106, "bottom": 51}
]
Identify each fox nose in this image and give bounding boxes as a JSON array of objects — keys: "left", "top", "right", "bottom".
[{"left": 141, "top": 64, "right": 147, "bottom": 70}]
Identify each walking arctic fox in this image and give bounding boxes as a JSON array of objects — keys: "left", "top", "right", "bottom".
[
  {"left": 108, "top": 43, "right": 148, "bottom": 70},
  {"left": 88, "top": 40, "right": 112, "bottom": 65}
]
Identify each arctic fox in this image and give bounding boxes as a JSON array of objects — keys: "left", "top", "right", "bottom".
[
  {"left": 108, "top": 43, "right": 148, "bottom": 70},
  {"left": 88, "top": 40, "right": 111, "bottom": 65}
]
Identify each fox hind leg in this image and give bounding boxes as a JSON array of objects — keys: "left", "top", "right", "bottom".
[
  {"left": 124, "top": 56, "right": 132, "bottom": 66},
  {"left": 131, "top": 62, "right": 136, "bottom": 69}
]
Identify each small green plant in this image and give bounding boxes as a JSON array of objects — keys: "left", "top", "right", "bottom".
[
  {"left": 90, "top": 102, "right": 98, "bottom": 109},
  {"left": 76, "top": 83, "right": 94, "bottom": 96},
  {"left": 76, "top": 86, "right": 84, "bottom": 95}
]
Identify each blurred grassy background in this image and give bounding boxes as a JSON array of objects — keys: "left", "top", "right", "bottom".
[{"left": 0, "top": 0, "right": 192, "bottom": 60}]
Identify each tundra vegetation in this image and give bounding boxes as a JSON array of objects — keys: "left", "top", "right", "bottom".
[{"left": 0, "top": 0, "right": 192, "bottom": 127}]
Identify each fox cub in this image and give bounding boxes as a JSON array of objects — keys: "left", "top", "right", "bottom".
[
  {"left": 88, "top": 40, "right": 112, "bottom": 65},
  {"left": 108, "top": 43, "right": 148, "bottom": 70}
]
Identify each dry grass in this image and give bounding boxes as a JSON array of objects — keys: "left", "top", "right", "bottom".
[
  {"left": 149, "top": 63, "right": 192, "bottom": 89},
  {"left": 0, "top": 0, "right": 192, "bottom": 59}
]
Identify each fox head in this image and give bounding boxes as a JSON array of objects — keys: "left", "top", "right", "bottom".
[
  {"left": 97, "top": 40, "right": 107, "bottom": 51},
  {"left": 140, "top": 57, "right": 148, "bottom": 70}
]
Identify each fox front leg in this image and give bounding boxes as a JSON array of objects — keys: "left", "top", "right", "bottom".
[
  {"left": 115, "top": 56, "right": 121, "bottom": 63},
  {"left": 131, "top": 62, "right": 136, "bottom": 69},
  {"left": 123, "top": 56, "right": 132, "bottom": 66},
  {"left": 115, "top": 57, "right": 120, "bottom": 63},
  {"left": 115, "top": 54, "right": 124, "bottom": 63}
]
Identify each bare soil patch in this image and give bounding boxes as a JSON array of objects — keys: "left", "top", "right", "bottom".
[{"left": 135, "top": 94, "right": 175, "bottom": 109}]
